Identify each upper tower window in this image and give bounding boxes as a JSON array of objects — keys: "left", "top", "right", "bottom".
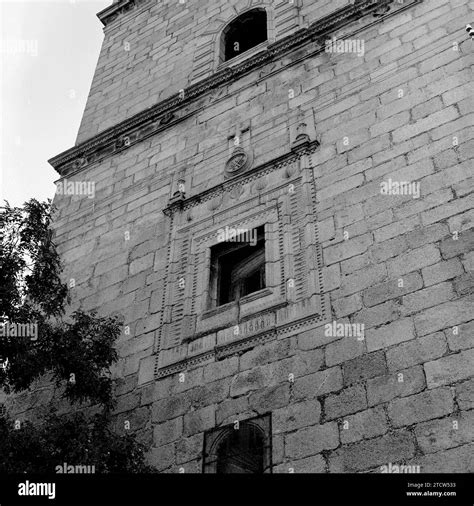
[{"left": 222, "top": 9, "right": 268, "bottom": 62}]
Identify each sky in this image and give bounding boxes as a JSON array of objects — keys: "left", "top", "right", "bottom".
[{"left": 1, "top": 0, "right": 112, "bottom": 207}]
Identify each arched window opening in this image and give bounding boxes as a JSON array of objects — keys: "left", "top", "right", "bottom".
[
  {"left": 221, "top": 9, "right": 268, "bottom": 63},
  {"left": 216, "top": 423, "right": 264, "bottom": 473},
  {"left": 203, "top": 414, "right": 272, "bottom": 473}
]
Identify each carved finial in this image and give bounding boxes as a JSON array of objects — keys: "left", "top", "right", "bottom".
[
  {"left": 292, "top": 108, "right": 311, "bottom": 150},
  {"left": 169, "top": 178, "right": 186, "bottom": 205}
]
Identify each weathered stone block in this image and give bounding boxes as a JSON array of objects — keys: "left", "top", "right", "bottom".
[
  {"left": 439, "top": 229, "right": 474, "bottom": 259},
  {"left": 355, "top": 300, "right": 401, "bottom": 329},
  {"left": 190, "top": 378, "right": 231, "bottom": 408},
  {"left": 422, "top": 194, "right": 474, "bottom": 227},
  {"left": 321, "top": 263, "right": 341, "bottom": 292},
  {"left": 183, "top": 405, "right": 216, "bottom": 436},
  {"left": 146, "top": 444, "right": 175, "bottom": 472},
  {"left": 392, "top": 106, "right": 458, "bottom": 143},
  {"left": 422, "top": 258, "right": 464, "bottom": 287},
  {"left": 140, "top": 376, "right": 174, "bottom": 405},
  {"left": 172, "top": 367, "right": 204, "bottom": 394},
  {"left": 405, "top": 223, "right": 449, "bottom": 249},
  {"left": 273, "top": 399, "right": 322, "bottom": 434},
  {"left": 215, "top": 396, "right": 250, "bottom": 425},
  {"left": 330, "top": 431, "right": 416, "bottom": 472},
  {"left": 137, "top": 355, "right": 155, "bottom": 386},
  {"left": 414, "top": 296, "right": 474, "bottom": 336},
  {"left": 113, "top": 392, "right": 140, "bottom": 415},
  {"left": 367, "top": 365, "right": 425, "bottom": 406},
  {"left": 424, "top": 349, "right": 474, "bottom": 389},
  {"left": 297, "top": 324, "right": 342, "bottom": 350},
  {"left": 114, "top": 407, "right": 153, "bottom": 435},
  {"left": 325, "top": 335, "right": 366, "bottom": 366},
  {"left": 286, "top": 454, "right": 326, "bottom": 473},
  {"left": 153, "top": 417, "right": 184, "bottom": 447},
  {"left": 456, "top": 379, "right": 474, "bottom": 411},
  {"left": 386, "top": 333, "right": 447, "bottom": 371},
  {"left": 388, "top": 388, "right": 454, "bottom": 427},
  {"left": 446, "top": 320, "right": 474, "bottom": 351},
  {"left": 114, "top": 374, "right": 138, "bottom": 397},
  {"left": 366, "top": 318, "right": 415, "bottom": 352},
  {"left": 343, "top": 351, "right": 387, "bottom": 386},
  {"left": 401, "top": 282, "right": 455, "bottom": 316},
  {"left": 249, "top": 384, "right": 290, "bottom": 413},
  {"left": 152, "top": 394, "right": 192, "bottom": 423},
  {"left": 229, "top": 367, "right": 270, "bottom": 398},
  {"left": 332, "top": 293, "right": 363, "bottom": 318},
  {"left": 240, "top": 340, "right": 290, "bottom": 370},
  {"left": 340, "top": 406, "right": 388, "bottom": 444},
  {"left": 285, "top": 423, "right": 339, "bottom": 459},
  {"left": 387, "top": 244, "right": 441, "bottom": 277},
  {"left": 373, "top": 215, "right": 420, "bottom": 244},
  {"left": 293, "top": 367, "right": 343, "bottom": 400},
  {"left": 407, "top": 443, "right": 474, "bottom": 473},
  {"left": 414, "top": 409, "right": 474, "bottom": 454},
  {"left": 290, "top": 348, "right": 325, "bottom": 377},
  {"left": 203, "top": 356, "right": 239, "bottom": 383},
  {"left": 119, "top": 332, "right": 154, "bottom": 358},
  {"left": 341, "top": 264, "right": 387, "bottom": 297},
  {"left": 454, "top": 273, "right": 474, "bottom": 297},
  {"left": 129, "top": 252, "right": 154, "bottom": 275},
  {"left": 324, "top": 384, "right": 367, "bottom": 421},
  {"left": 363, "top": 273, "right": 423, "bottom": 308},
  {"left": 175, "top": 433, "right": 203, "bottom": 465},
  {"left": 323, "top": 234, "right": 372, "bottom": 266}
]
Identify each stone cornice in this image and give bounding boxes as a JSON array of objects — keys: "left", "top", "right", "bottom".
[
  {"left": 97, "top": 0, "right": 150, "bottom": 27},
  {"left": 49, "top": 0, "right": 408, "bottom": 177}
]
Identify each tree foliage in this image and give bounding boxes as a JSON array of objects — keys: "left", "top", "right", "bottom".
[
  {"left": 0, "top": 411, "right": 152, "bottom": 473},
  {"left": 0, "top": 199, "right": 153, "bottom": 473}
]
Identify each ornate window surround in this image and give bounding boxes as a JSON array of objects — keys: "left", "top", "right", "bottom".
[{"left": 154, "top": 139, "right": 331, "bottom": 379}]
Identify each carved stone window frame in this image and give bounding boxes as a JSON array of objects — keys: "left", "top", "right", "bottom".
[{"left": 154, "top": 140, "right": 330, "bottom": 378}]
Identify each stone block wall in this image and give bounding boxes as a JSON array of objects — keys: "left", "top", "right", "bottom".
[{"left": 7, "top": 0, "right": 473, "bottom": 473}]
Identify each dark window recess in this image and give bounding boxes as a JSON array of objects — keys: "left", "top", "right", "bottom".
[
  {"left": 222, "top": 9, "right": 268, "bottom": 62},
  {"left": 203, "top": 414, "right": 272, "bottom": 473},
  {"left": 211, "top": 226, "right": 266, "bottom": 307}
]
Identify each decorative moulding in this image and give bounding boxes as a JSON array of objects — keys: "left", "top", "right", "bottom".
[
  {"left": 151, "top": 304, "right": 331, "bottom": 381},
  {"left": 224, "top": 146, "right": 253, "bottom": 179},
  {"left": 48, "top": 0, "right": 420, "bottom": 177},
  {"left": 97, "top": 0, "right": 152, "bottom": 27},
  {"left": 163, "top": 139, "right": 320, "bottom": 217}
]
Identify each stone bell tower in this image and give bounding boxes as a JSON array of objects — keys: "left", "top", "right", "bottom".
[{"left": 48, "top": 0, "right": 474, "bottom": 473}]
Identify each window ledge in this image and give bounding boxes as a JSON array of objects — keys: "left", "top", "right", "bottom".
[
  {"left": 201, "top": 301, "right": 238, "bottom": 321},
  {"left": 240, "top": 287, "right": 272, "bottom": 304},
  {"left": 201, "top": 287, "right": 273, "bottom": 322}
]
